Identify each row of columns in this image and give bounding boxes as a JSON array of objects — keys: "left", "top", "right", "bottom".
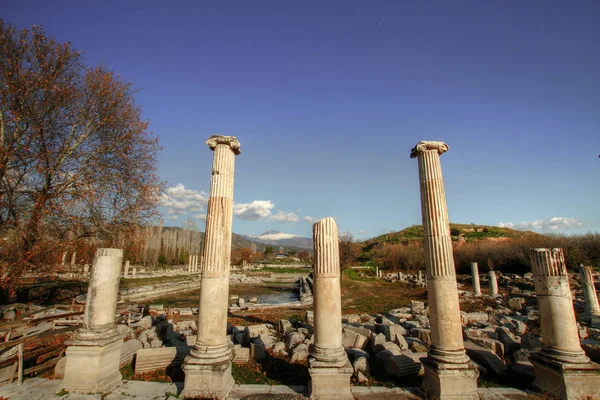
[
  {"left": 60, "top": 137, "right": 600, "bottom": 400},
  {"left": 187, "top": 254, "right": 201, "bottom": 273}
]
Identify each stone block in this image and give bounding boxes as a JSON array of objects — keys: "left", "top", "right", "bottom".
[
  {"left": 531, "top": 355, "right": 600, "bottom": 400},
  {"left": 308, "top": 363, "right": 353, "bottom": 400},
  {"left": 181, "top": 361, "right": 234, "bottom": 400},
  {"left": 134, "top": 346, "right": 190, "bottom": 373},
  {"left": 384, "top": 352, "right": 423, "bottom": 377},
  {"left": 464, "top": 341, "right": 507, "bottom": 376},
  {"left": 250, "top": 342, "right": 266, "bottom": 360},
  {"left": 422, "top": 360, "right": 479, "bottom": 400},
  {"left": 61, "top": 338, "right": 123, "bottom": 393},
  {"left": 233, "top": 345, "right": 250, "bottom": 363}
]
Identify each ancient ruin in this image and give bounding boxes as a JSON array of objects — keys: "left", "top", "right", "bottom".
[
  {"left": 410, "top": 140, "right": 479, "bottom": 399},
  {"left": 529, "top": 248, "right": 600, "bottom": 399},
  {"left": 181, "top": 135, "right": 241, "bottom": 399},
  {"left": 471, "top": 262, "right": 481, "bottom": 296},
  {"left": 61, "top": 248, "right": 124, "bottom": 393},
  {"left": 489, "top": 270, "right": 498, "bottom": 296},
  {"left": 580, "top": 264, "right": 600, "bottom": 322},
  {"left": 308, "top": 217, "right": 353, "bottom": 400}
]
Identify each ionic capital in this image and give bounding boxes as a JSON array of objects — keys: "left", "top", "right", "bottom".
[
  {"left": 206, "top": 135, "right": 241, "bottom": 155},
  {"left": 410, "top": 141, "right": 449, "bottom": 158}
]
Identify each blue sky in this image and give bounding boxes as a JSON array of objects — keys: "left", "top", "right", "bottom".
[{"left": 5, "top": 1, "right": 599, "bottom": 238}]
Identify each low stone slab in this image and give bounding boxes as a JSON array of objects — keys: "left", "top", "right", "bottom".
[
  {"left": 464, "top": 341, "right": 507, "bottom": 376},
  {"left": 134, "top": 346, "right": 190, "bottom": 374}
]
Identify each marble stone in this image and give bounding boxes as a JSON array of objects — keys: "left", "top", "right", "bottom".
[
  {"left": 181, "top": 135, "right": 240, "bottom": 399},
  {"left": 308, "top": 217, "right": 353, "bottom": 400},
  {"left": 411, "top": 141, "right": 479, "bottom": 399},
  {"left": 529, "top": 248, "right": 600, "bottom": 399}
]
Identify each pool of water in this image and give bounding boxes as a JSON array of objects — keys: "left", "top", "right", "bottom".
[{"left": 256, "top": 288, "right": 299, "bottom": 304}]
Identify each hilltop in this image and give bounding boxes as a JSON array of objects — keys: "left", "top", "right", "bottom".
[{"left": 361, "top": 223, "right": 541, "bottom": 254}]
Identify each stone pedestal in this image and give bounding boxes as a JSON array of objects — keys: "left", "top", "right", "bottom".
[
  {"left": 411, "top": 141, "right": 479, "bottom": 400},
  {"left": 579, "top": 264, "right": 600, "bottom": 321},
  {"left": 489, "top": 270, "right": 498, "bottom": 296},
  {"left": 62, "top": 248, "right": 124, "bottom": 393},
  {"left": 471, "top": 262, "right": 481, "bottom": 296},
  {"left": 308, "top": 217, "right": 353, "bottom": 400},
  {"left": 62, "top": 336, "right": 123, "bottom": 393},
  {"left": 529, "top": 248, "right": 600, "bottom": 399},
  {"left": 181, "top": 135, "right": 240, "bottom": 399}
]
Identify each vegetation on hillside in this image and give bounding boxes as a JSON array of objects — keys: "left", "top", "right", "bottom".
[{"left": 356, "top": 224, "right": 599, "bottom": 274}]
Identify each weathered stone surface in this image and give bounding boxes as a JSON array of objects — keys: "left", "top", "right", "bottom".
[
  {"left": 233, "top": 345, "right": 250, "bottom": 364},
  {"left": 464, "top": 341, "right": 507, "bottom": 376},
  {"left": 384, "top": 352, "right": 424, "bottom": 377},
  {"left": 508, "top": 297, "right": 526, "bottom": 311},
  {"left": 135, "top": 346, "right": 190, "bottom": 373},
  {"left": 411, "top": 141, "right": 478, "bottom": 399},
  {"left": 286, "top": 331, "right": 305, "bottom": 351},
  {"left": 309, "top": 217, "right": 353, "bottom": 399},
  {"left": 181, "top": 136, "right": 240, "bottom": 400}
]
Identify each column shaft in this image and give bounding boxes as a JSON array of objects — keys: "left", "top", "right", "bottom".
[
  {"left": 471, "top": 262, "right": 481, "bottom": 295},
  {"left": 530, "top": 248, "right": 588, "bottom": 363},
  {"left": 416, "top": 148, "right": 466, "bottom": 361},
  {"left": 580, "top": 265, "right": 600, "bottom": 319},
  {"left": 489, "top": 271, "right": 498, "bottom": 295}
]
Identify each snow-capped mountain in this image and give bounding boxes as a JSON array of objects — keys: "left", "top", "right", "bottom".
[{"left": 241, "top": 230, "right": 313, "bottom": 249}]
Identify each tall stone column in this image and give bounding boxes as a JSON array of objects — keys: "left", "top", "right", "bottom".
[
  {"left": 194, "top": 254, "right": 199, "bottom": 272},
  {"left": 471, "top": 262, "right": 481, "bottom": 296},
  {"left": 308, "top": 217, "right": 353, "bottom": 400},
  {"left": 411, "top": 141, "right": 478, "bottom": 399},
  {"left": 529, "top": 248, "right": 600, "bottom": 398},
  {"left": 71, "top": 251, "right": 77, "bottom": 266},
  {"left": 181, "top": 135, "right": 240, "bottom": 399},
  {"left": 62, "top": 248, "right": 124, "bottom": 393},
  {"left": 579, "top": 264, "right": 600, "bottom": 321},
  {"left": 489, "top": 270, "right": 498, "bottom": 296},
  {"left": 188, "top": 255, "right": 193, "bottom": 273},
  {"left": 123, "top": 260, "right": 130, "bottom": 277}
]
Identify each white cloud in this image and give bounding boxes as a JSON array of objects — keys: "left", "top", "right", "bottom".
[
  {"left": 166, "top": 215, "right": 179, "bottom": 221},
  {"left": 161, "top": 184, "right": 208, "bottom": 216},
  {"left": 498, "top": 217, "right": 584, "bottom": 232},
  {"left": 193, "top": 213, "right": 207, "bottom": 220},
  {"left": 233, "top": 200, "right": 275, "bottom": 221},
  {"left": 302, "top": 216, "right": 320, "bottom": 224},
  {"left": 269, "top": 211, "right": 299, "bottom": 223},
  {"left": 357, "top": 230, "right": 366, "bottom": 235}
]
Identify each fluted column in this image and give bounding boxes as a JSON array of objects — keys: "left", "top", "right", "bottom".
[
  {"left": 471, "top": 262, "right": 481, "bottom": 296},
  {"left": 411, "top": 141, "right": 478, "bottom": 400},
  {"left": 488, "top": 270, "right": 498, "bottom": 296},
  {"left": 188, "top": 255, "right": 192, "bottom": 273},
  {"left": 529, "top": 249, "right": 600, "bottom": 398},
  {"left": 308, "top": 217, "right": 353, "bottom": 400},
  {"left": 580, "top": 264, "right": 600, "bottom": 321},
  {"left": 124, "top": 260, "right": 130, "bottom": 277},
  {"left": 530, "top": 249, "right": 588, "bottom": 364},
  {"left": 181, "top": 135, "right": 240, "bottom": 399},
  {"left": 62, "top": 248, "right": 124, "bottom": 393}
]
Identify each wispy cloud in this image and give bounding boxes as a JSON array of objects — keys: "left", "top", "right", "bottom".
[
  {"left": 160, "top": 184, "right": 208, "bottom": 218},
  {"left": 498, "top": 217, "right": 584, "bottom": 232},
  {"left": 302, "top": 216, "right": 320, "bottom": 224},
  {"left": 270, "top": 211, "right": 299, "bottom": 223}
]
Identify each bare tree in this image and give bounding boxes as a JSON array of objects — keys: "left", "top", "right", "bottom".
[
  {"left": 339, "top": 231, "right": 360, "bottom": 270},
  {"left": 0, "top": 21, "right": 165, "bottom": 301}
]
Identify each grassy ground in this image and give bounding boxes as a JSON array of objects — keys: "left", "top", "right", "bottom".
[{"left": 341, "top": 269, "right": 427, "bottom": 314}]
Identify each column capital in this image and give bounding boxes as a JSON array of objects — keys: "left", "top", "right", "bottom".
[
  {"left": 206, "top": 135, "right": 241, "bottom": 155},
  {"left": 410, "top": 141, "right": 449, "bottom": 158}
]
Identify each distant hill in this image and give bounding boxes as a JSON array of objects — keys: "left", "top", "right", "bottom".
[{"left": 361, "top": 223, "right": 541, "bottom": 253}]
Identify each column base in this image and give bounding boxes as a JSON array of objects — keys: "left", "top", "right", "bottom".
[
  {"left": 60, "top": 336, "right": 123, "bottom": 393},
  {"left": 180, "top": 344, "right": 234, "bottom": 400},
  {"left": 530, "top": 352, "right": 600, "bottom": 400},
  {"left": 308, "top": 362, "right": 353, "bottom": 400},
  {"left": 421, "top": 358, "right": 479, "bottom": 400}
]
